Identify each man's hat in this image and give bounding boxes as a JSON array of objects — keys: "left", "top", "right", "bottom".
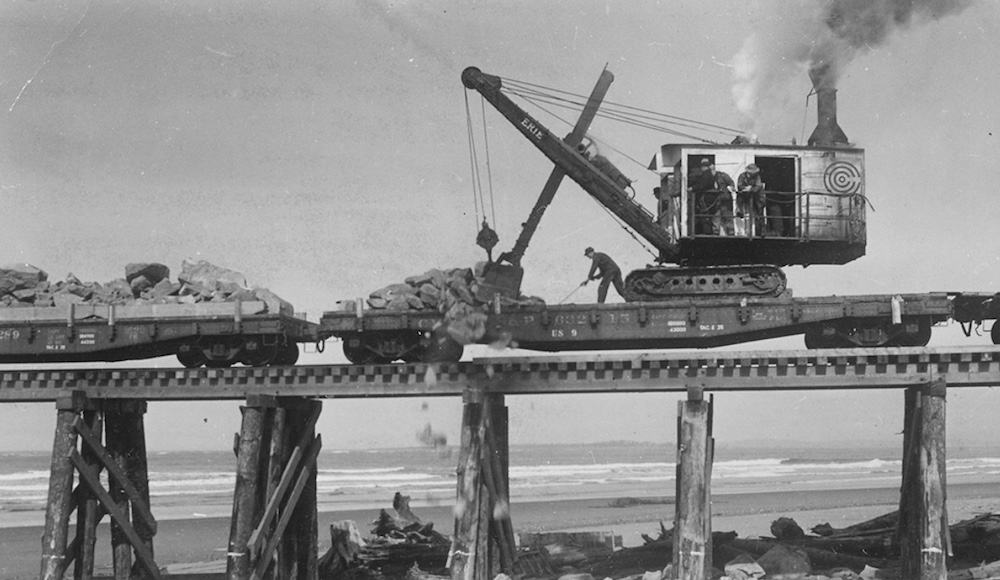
[
  {"left": 584, "top": 246, "right": 594, "bottom": 255},
  {"left": 745, "top": 163, "right": 759, "bottom": 174},
  {"left": 700, "top": 158, "right": 711, "bottom": 166}
]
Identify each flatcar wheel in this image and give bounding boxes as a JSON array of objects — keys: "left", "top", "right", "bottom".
[
  {"left": 240, "top": 339, "right": 279, "bottom": 367},
  {"left": 343, "top": 341, "right": 379, "bottom": 364},
  {"left": 421, "top": 335, "right": 464, "bottom": 362},
  {"left": 177, "top": 345, "right": 207, "bottom": 368},
  {"left": 269, "top": 341, "right": 299, "bottom": 366},
  {"left": 804, "top": 327, "right": 838, "bottom": 349},
  {"left": 894, "top": 317, "right": 932, "bottom": 347},
  {"left": 398, "top": 332, "right": 427, "bottom": 363}
]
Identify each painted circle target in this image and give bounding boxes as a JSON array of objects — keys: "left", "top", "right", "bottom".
[{"left": 824, "top": 161, "right": 862, "bottom": 194}]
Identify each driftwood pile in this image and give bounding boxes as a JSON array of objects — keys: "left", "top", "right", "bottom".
[
  {"left": 357, "top": 264, "right": 543, "bottom": 345},
  {"left": 314, "top": 495, "right": 1000, "bottom": 580},
  {"left": 318, "top": 493, "right": 450, "bottom": 580},
  {"left": 581, "top": 511, "right": 1000, "bottom": 580},
  {"left": 0, "top": 260, "right": 285, "bottom": 308}
]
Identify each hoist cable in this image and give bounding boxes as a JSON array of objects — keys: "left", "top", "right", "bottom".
[
  {"left": 596, "top": 204, "right": 660, "bottom": 260},
  {"left": 479, "top": 97, "right": 498, "bottom": 227},
  {"left": 463, "top": 91, "right": 485, "bottom": 228},
  {"left": 510, "top": 89, "right": 720, "bottom": 144},
  {"left": 507, "top": 86, "right": 735, "bottom": 138},
  {"left": 501, "top": 76, "right": 742, "bottom": 134}
]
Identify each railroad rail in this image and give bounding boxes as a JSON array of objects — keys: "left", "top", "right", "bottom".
[{"left": 3, "top": 345, "right": 1000, "bottom": 402}]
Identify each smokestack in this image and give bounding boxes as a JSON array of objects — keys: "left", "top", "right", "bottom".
[{"left": 807, "top": 63, "right": 849, "bottom": 147}]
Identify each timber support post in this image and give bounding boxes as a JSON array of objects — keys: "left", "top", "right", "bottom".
[
  {"left": 899, "top": 380, "right": 949, "bottom": 580},
  {"left": 227, "top": 395, "right": 322, "bottom": 580},
  {"left": 39, "top": 392, "right": 160, "bottom": 580},
  {"left": 450, "top": 388, "right": 515, "bottom": 580},
  {"left": 673, "top": 387, "right": 714, "bottom": 580}
]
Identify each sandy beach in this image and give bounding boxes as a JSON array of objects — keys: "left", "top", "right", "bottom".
[{"left": 3, "top": 482, "right": 998, "bottom": 579}]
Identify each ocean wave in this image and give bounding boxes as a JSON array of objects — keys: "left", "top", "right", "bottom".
[{"left": 0, "top": 470, "right": 51, "bottom": 482}]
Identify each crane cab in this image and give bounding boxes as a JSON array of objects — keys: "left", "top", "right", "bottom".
[{"left": 652, "top": 143, "right": 867, "bottom": 267}]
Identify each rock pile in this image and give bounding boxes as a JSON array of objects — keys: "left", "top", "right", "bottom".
[
  {"left": 362, "top": 263, "right": 543, "bottom": 345},
  {"left": 0, "top": 260, "right": 283, "bottom": 308}
]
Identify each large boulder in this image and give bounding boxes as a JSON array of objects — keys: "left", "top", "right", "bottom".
[
  {"left": 756, "top": 543, "right": 811, "bottom": 576},
  {"left": 179, "top": 259, "right": 247, "bottom": 291},
  {"left": 124, "top": 263, "right": 170, "bottom": 286},
  {"left": 0, "top": 264, "right": 48, "bottom": 294}
]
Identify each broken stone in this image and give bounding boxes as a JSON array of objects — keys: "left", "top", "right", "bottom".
[
  {"left": 0, "top": 264, "right": 48, "bottom": 294},
  {"left": 227, "top": 288, "right": 257, "bottom": 303},
  {"left": 148, "top": 278, "right": 180, "bottom": 301},
  {"left": 12, "top": 288, "right": 36, "bottom": 302},
  {"left": 53, "top": 293, "right": 85, "bottom": 307},
  {"left": 125, "top": 263, "right": 170, "bottom": 286},
  {"left": 179, "top": 259, "right": 247, "bottom": 290},
  {"left": 130, "top": 275, "right": 153, "bottom": 297},
  {"left": 385, "top": 296, "right": 412, "bottom": 311},
  {"left": 444, "top": 302, "right": 487, "bottom": 344},
  {"left": 724, "top": 553, "right": 766, "bottom": 580},
  {"left": 756, "top": 543, "right": 810, "bottom": 577},
  {"left": 65, "top": 283, "right": 94, "bottom": 300}
]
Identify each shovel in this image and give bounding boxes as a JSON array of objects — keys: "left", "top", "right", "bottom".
[{"left": 559, "top": 280, "right": 589, "bottom": 304}]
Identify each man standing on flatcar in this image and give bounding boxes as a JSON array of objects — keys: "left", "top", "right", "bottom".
[{"left": 583, "top": 247, "right": 625, "bottom": 303}]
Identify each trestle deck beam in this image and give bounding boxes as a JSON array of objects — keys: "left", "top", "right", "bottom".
[{"left": 2, "top": 346, "right": 1000, "bottom": 402}]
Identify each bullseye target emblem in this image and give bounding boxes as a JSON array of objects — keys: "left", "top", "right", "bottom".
[{"left": 824, "top": 161, "right": 862, "bottom": 194}]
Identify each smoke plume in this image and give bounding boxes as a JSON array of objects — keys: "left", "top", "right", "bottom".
[{"left": 732, "top": 0, "right": 974, "bottom": 136}]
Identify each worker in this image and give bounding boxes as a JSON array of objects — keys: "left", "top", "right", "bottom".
[
  {"left": 736, "top": 163, "right": 765, "bottom": 236},
  {"left": 583, "top": 247, "right": 625, "bottom": 303},
  {"left": 688, "top": 158, "right": 735, "bottom": 236}
]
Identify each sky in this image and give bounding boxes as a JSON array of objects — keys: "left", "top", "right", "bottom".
[{"left": 1, "top": 0, "right": 999, "bottom": 454}]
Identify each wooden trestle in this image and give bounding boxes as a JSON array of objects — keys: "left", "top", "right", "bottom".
[
  {"left": 40, "top": 393, "right": 158, "bottom": 580},
  {"left": 22, "top": 347, "right": 996, "bottom": 580}
]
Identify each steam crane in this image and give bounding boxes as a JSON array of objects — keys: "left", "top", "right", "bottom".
[{"left": 462, "top": 66, "right": 868, "bottom": 303}]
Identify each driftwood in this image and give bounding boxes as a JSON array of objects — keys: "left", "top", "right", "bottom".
[
  {"left": 318, "top": 520, "right": 365, "bottom": 578},
  {"left": 812, "top": 510, "right": 900, "bottom": 537},
  {"left": 947, "top": 558, "right": 1000, "bottom": 580}
]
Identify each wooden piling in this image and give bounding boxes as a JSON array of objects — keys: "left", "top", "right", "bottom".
[
  {"left": 40, "top": 392, "right": 86, "bottom": 580},
  {"left": 228, "top": 398, "right": 272, "bottom": 579},
  {"left": 265, "top": 405, "right": 288, "bottom": 580},
  {"left": 104, "top": 400, "right": 154, "bottom": 580},
  {"left": 451, "top": 390, "right": 486, "bottom": 580},
  {"left": 450, "top": 389, "right": 515, "bottom": 580},
  {"left": 74, "top": 410, "right": 103, "bottom": 580},
  {"left": 105, "top": 402, "right": 149, "bottom": 579},
  {"left": 226, "top": 396, "right": 323, "bottom": 580},
  {"left": 290, "top": 401, "right": 321, "bottom": 580},
  {"left": 674, "top": 387, "right": 712, "bottom": 580},
  {"left": 899, "top": 381, "right": 948, "bottom": 580},
  {"left": 485, "top": 394, "right": 515, "bottom": 573}
]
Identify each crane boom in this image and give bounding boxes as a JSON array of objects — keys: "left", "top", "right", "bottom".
[
  {"left": 501, "top": 68, "right": 614, "bottom": 267},
  {"left": 462, "top": 67, "right": 678, "bottom": 261}
]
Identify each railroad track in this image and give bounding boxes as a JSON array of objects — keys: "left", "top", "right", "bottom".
[{"left": 2, "top": 346, "right": 1000, "bottom": 402}]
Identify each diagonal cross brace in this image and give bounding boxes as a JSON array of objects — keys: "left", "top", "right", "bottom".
[
  {"left": 251, "top": 434, "right": 323, "bottom": 580},
  {"left": 70, "top": 450, "right": 162, "bottom": 580},
  {"left": 246, "top": 403, "right": 322, "bottom": 558},
  {"left": 73, "top": 417, "right": 158, "bottom": 534}
]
